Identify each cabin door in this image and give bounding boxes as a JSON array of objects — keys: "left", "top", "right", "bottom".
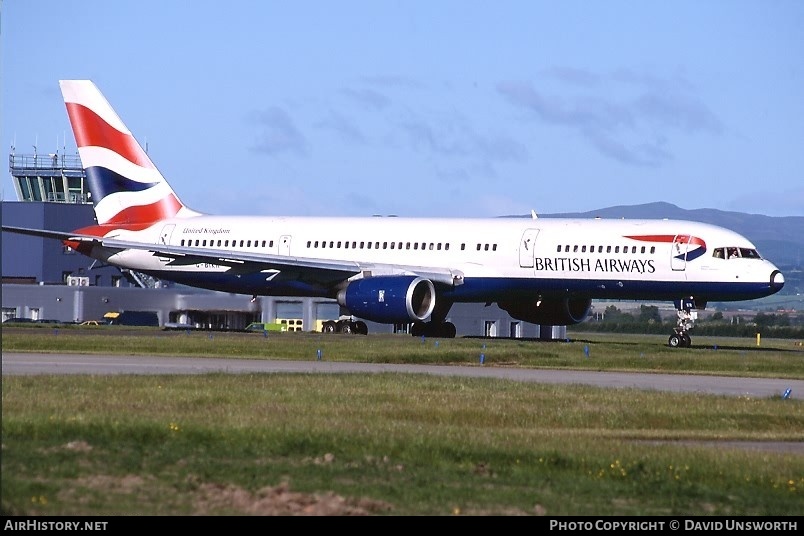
[
  {"left": 519, "top": 229, "right": 540, "bottom": 268},
  {"left": 671, "top": 234, "right": 690, "bottom": 271},
  {"left": 159, "top": 224, "right": 175, "bottom": 245},
  {"left": 279, "top": 235, "right": 292, "bottom": 255}
]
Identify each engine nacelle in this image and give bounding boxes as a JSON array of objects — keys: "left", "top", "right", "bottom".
[
  {"left": 499, "top": 297, "right": 592, "bottom": 325},
  {"left": 338, "top": 276, "right": 436, "bottom": 324}
]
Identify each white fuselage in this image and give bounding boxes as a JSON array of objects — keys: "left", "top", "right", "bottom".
[{"left": 95, "top": 214, "right": 783, "bottom": 303}]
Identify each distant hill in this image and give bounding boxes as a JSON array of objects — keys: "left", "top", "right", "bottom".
[{"left": 530, "top": 202, "right": 803, "bottom": 269}]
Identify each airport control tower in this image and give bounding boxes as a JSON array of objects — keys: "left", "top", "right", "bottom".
[{"left": 8, "top": 150, "right": 88, "bottom": 203}]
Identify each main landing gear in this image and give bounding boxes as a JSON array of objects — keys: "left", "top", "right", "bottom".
[
  {"left": 321, "top": 318, "right": 368, "bottom": 335},
  {"left": 668, "top": 298, "right": 698, "bottom": 348},
  {"left": 409, "top": 301, "right": 456, "bottom": 338},
  {"left": 410, "top": 321, "right": 457, "bottom": 338}
]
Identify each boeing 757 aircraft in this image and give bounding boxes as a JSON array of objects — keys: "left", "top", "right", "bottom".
[{"left": 2, "top": 80, "right": 786, "bottom": 347}]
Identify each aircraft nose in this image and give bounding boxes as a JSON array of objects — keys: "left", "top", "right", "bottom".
[{"left": 771, "top": 270, "right": 785, "bottom": 292}]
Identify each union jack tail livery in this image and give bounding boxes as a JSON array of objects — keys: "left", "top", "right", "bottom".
[{"left": 59, "top": 80, "right": 200, "bottom": 229}]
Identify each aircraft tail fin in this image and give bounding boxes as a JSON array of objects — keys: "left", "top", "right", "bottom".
[{"left": 59, "top": 80, "right": 201, "bottom": 228}]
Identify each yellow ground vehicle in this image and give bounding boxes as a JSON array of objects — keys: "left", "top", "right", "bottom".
[
  {"left": 244, "top": 319, "right": 304, "bottom": 332},
  {"left": 244, "top": 322, "right": 284, "bottom": 333}
]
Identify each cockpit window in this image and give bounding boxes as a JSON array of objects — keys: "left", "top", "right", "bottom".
[{"left": 712, "top": 247, "right": 761, "bottom": 260}]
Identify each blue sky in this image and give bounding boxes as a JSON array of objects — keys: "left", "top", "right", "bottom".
[{"left": 2, "top": 0, "right": 803, "bottom": 218}]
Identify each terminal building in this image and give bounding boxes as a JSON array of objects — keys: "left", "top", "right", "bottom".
[{"left": 2, "top": 149, "right": 565, "bottom": 338}]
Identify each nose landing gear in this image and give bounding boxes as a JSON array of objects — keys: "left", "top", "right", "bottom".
[{"left": 669, "top": 298, "right": 698, "bottom": 348}]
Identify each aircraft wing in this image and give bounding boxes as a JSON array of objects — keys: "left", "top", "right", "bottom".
[
  {"left": 2, "top": 225, "right": 464, "bottom": 288},
  {"left": 2, "top": 225, "right": 97, "bottom": 243}
]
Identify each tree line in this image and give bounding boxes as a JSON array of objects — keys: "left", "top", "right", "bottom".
[{"left": 571, "top": 304, "right": 804, "bottom": 338}]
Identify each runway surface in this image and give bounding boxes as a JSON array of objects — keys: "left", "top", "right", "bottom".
[{"left": 3, "top": 352, "right": 802, "bottom": 400}]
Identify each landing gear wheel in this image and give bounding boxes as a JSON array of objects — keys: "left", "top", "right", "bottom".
[
  {"left": 441, "top": 322, "right": 456, "bottom": 338},
  {"left": 669, "top": 332, "right": 692, "bottom": 348},
  {"left": 339, "top": 322, "right": 354, "bottom": 334},
  {"left": 410, "top": 321, "right": 456, "bottom": 338},
  {"left": 321, "top": 321, "right": 336, "bottom": 334},
  {"left": 410, "top": 322, "right": 425, "bottom": 337},
  {"left": 354, "top": 321, "right": 368, "bottom": 335}
]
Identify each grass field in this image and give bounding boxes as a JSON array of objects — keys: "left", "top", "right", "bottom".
[{"left": 2, "top": 328, "right": 803, "bottom": 515}]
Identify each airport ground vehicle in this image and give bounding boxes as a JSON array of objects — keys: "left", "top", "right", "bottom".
[
  {"left": 244, "top": 319, "right": 304, "bottom": 333},
  {"left": 2, "top": 317, "right": 37, "bottom": 324},
  {"left": 104, "top": 311, "right": 159, "bottom": 327},
  {"left": 244, "top": 322, "right": 284, "bottom": 333}
]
